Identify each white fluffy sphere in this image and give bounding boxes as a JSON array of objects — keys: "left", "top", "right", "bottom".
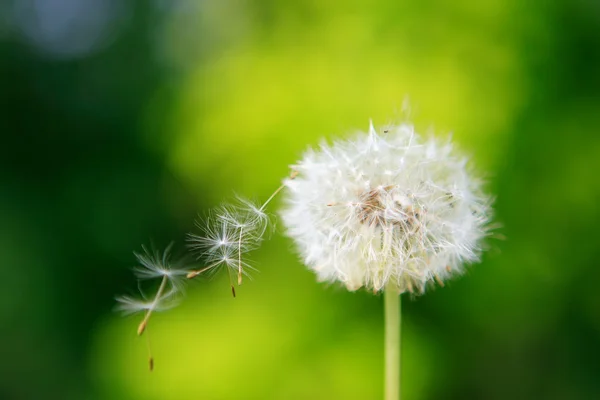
[{"left": 281, "top": 122, "right": 491, "bottom": 294}]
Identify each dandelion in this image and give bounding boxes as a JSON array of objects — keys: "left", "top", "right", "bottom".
[
  {"left": 280, "top": 121, "right": 492, "bottom": 399},
  {"left": 115, "top": 115, "right": 494, "bottom": 397}
]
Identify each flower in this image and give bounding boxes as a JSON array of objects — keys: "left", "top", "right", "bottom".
[{"left": 280, "top": 121, "right": 492, "bottom": 294}]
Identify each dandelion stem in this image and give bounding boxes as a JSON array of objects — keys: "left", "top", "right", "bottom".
[
  {"left": 137, "top": 275, "right": 168, "bottom": 336},
  {"left": 384, "top": 282, "right": 401, "bottom": 400}
]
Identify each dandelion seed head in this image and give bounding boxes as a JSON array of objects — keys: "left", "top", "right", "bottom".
[{"left": 281, "top": 121, "right": 492, "bottom": 294}]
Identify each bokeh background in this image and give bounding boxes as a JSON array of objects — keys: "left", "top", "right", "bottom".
[{"left": 2, "top": 0, "right": 600, "bottom": 399}]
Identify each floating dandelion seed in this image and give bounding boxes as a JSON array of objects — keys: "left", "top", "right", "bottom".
[
  {"left": 115, "top": 244, "right": 192, "bottom": 370},
  {"left": 186, "top": 176, "right": 295, "bottom": 295},
  {"left": 280, "top": 121, "right": 491, "bottom": 294}
]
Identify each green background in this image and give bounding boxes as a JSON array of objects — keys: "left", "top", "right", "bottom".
[{"left": 1, "top": 1, "right": 600, "bottom": 399}]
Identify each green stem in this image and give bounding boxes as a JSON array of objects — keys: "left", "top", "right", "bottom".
[{"left": 384, "top": 282, "right": 401, "bottom": 400}]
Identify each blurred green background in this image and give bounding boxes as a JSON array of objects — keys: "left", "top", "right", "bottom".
[{"left": 1, "top": 0, "right": 600, "bottom": 399}]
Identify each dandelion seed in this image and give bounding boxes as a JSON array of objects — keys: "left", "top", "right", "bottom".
[
  {"left": 187, "top": 215, "right": 260, "bottom": 293},
  {"left": 115, "top": 244, "right": 192, "bottom": 370},
  {"left": 186, "top": 172, "right": 297, "bottom": 293},
  {"left": 116, "top": 244, "right": 188, "bottom": 335}
]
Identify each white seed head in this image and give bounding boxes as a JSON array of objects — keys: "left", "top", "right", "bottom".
[{"left": 281, "top": 121, "right": 492, "bottom": 294}]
